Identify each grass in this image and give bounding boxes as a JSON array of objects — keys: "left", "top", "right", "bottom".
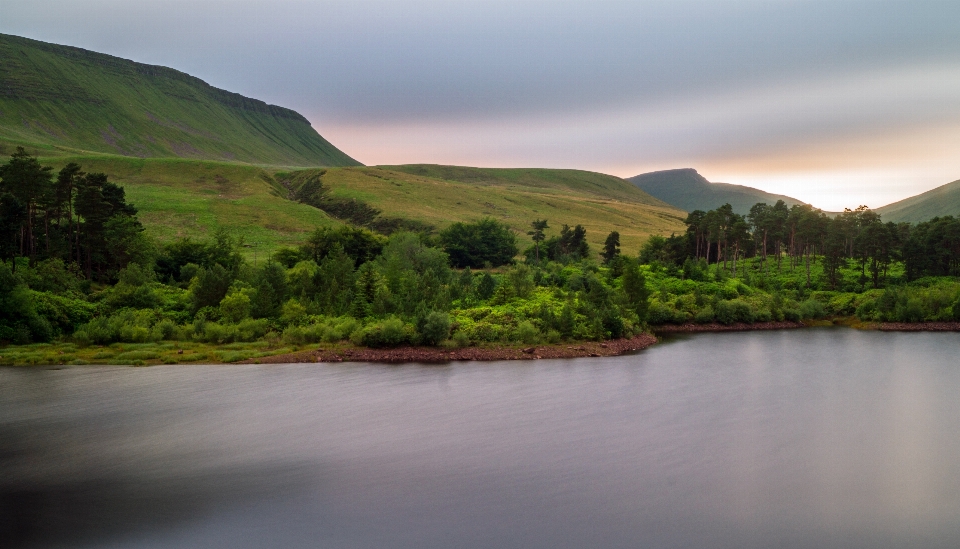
[
  {"left": 0, "top": 33, "right": 358, "bottom": 166},
  {"left": 25, "top": 155, "right": 688, "bottom": 259},
  {"left": 0, "top": 340, "right": 307, "bottom": 366},
  {"left": 322, "top": 166, "right": 688, "bottom": 252},
  {"left": 876, "top": 178, "right": 960, "bottom": 223},
  {"left": 33, "top": 155, "right": 340, "bottom": 259}
]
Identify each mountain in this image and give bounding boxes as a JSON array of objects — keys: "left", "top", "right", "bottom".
[
  {"left": 876, "top": 178, "right": 960, "bottom": 223},
  {"left": 0, "top": 33, "right": 359, "bottom": 166},
  {"left": 0, "top": 33, "right": 687, "bottom": 256},
  {"left": 628, "top": 168, "right": 807, "bottom": 215}
]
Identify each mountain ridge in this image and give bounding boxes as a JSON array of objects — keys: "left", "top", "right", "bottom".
[
  {"left": 0, "top": 33, "right": 359, "bottom": 166},
  {"left": 876, "top": 178, "right": 960, "bottom": 223},
  {"left": 628, "top": 168, "right": 807, "bottom": 215}
]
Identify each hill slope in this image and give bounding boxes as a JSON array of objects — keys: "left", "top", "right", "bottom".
[
  {"left": 30, "top": 155, "right": 687, "bottom": 258},
  {"left": 0, "top": 33, "right": 359, "bottom": 166},
  {"left": 628, "top": 168, "right": 807, "bottom": 215},
  {"left": 876, "top": 178, "right": 960, "bottom": 223}
]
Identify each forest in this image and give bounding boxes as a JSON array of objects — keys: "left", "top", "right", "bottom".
[{"left": 2, "top": 148, "right": 960, "bottom": 364}]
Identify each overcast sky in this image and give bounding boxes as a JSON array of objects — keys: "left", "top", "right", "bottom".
[{"left": 4, "top": 0, "right": 960, "bottom": 210}]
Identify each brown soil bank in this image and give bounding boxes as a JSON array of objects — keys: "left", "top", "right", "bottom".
[
  {"left": 652, "top": 321, "right": 807, "bottom": 333},
  {"left": 245, "top": 333, "right": 657, "bottom": 364},
  {"left": 876, "top": 322, "right": 960, "bottom": 331}
]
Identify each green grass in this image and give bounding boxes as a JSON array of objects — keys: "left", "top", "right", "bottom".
[
  {"left": 876, "top": 178, "right": 960, "bottom": 223},
  {"left": 0, "top": 340, "right": 301, "bottom": 366},
  {"left": 35, "top": 155, "right": 339, "bottom": 259},
  {"left": 324, "top": 165, "right": 688, "bottom": 253},
  {"left": 26, "top": 155, "right": 688, "bottom": 259},
  {"left": 0, "top": 33, "right": 358, "bottom": 166}
]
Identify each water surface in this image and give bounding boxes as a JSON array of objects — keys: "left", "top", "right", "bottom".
[{"left": 3, "top": 328, "right": 960, "bottom": 548}]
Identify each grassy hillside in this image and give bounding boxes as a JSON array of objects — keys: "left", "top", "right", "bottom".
[
  {"left": 876, "top": 178, "right": 960, "bottom": 223},
  {"left": 32, "top": 155, "right": 687, "bottom": 258},
  {"left": 37, "top": 154, "right": 340, "bottom": 258},
  {"left": 629, "top": 168, "right": 807, "bottom": 215},
  {"left": 320, "top": 165, "right": 687, "bottom": 253},
  {"left": 0, "top": 33, "right": 359, "bottom": 166}
]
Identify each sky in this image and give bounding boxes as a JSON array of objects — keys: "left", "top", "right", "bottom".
[{"left": 4, "top": 0, "right": 960, "bottom": 210}]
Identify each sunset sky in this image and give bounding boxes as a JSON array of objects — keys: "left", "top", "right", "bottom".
[{"left": 4, "top": 0, "right": 960, "bottom": 210}]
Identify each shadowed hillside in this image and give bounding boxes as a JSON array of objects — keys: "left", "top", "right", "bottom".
[
  {"left": 876, "top": 178, "right": 960, "bottom": 223},
  {"left": 0, "top": 33, "right": 359, "bottom": 166},
  {"left": 628, "top": 168, "right": 806, "bottom": 215}
]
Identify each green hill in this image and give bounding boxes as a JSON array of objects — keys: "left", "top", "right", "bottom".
[
  {"left": 628, "top": 168, "right": 807, "bottom": 215},
  {"left": 28, "top": 155, "right": 686, "bottom": 258},
  {"left": 0, "top": 33, "right": 359, "bottom": 166},
  {"left": 876, "top": 178, "right": 960, "bottom": 223},
  {"left": 0, "top": 33, "right": 687, "bottom": 257}
]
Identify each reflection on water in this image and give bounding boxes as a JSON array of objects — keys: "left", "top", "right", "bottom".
[{"left": 3, "top": 328, "right": 960, "bottom": 548}]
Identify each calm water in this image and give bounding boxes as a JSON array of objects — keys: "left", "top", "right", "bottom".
[{"left": 3, "top": 328, "right": 960, "bottom": 549}]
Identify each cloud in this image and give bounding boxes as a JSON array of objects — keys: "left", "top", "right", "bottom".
[{"left": 3, "top": 0, "right": 960, "bottom": 208}]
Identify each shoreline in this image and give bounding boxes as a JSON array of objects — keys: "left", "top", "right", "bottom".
[
  {"left": 652, "top": 321, "right": 807, "bottom": 333},
  {"left": 875, "top": 321, "right": 960, "bottom": 331},
  {"left": 243, "top": 333, "right": 658, "bottom": 364}
]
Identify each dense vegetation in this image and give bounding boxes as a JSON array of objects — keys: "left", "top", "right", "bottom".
[
  {"left": 635, "top": 201, "right": 960, "bottom": 325},
  {"left": 1, "top": 149, "right": 654, "bottom": 358},
  {"left": 5, "top": 146, "right": 960, "bottom": 365}
]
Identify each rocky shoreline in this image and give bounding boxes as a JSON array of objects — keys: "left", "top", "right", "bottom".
[
  {"left": 245, "top": 333, "right": 658, "bottom": 364},
  {"left": 243, "top": 319, "right": 960, "bottom": 365},
  {"left": 875, "top": 321, "right": 960, "bottom": 331},
  {"left": 652, "top": 321, "right": 807, "bottom": 333}
]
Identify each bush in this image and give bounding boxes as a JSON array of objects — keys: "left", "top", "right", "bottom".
[
  {"left": 694, "top": 305, "right": 715, "bottom": 323},
  {"left": 354, "top": 317, "right": 415, "bottom": 348},
  {"left": 647, "top": 301, "right": 683, "bottom": 325},
  {"left": 799, "top": 299, "right": 826, "bottom": 320},
  {"left": 715, "top": 299, "right": 754, "bottom": 324},
  {"left": 440, "top": 218, "right": 519, "bottom": 268},
  {"left": 514, "top": 320, "right": 540, "bottom": 344},
  {"left": 782, "top": 308, "right": 802, "bottom": 322},
  {"left": 219, "top": 289, "right": 252, "bottom": 323},
  {"left": 417, "top": 311, "right": 451, "bottom": 346}
]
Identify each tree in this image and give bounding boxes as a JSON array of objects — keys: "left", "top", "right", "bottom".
[
  {"left": 0, "top": 147, "right": 53, "bottom": 264},
  {"left": 0, "top": 193, "right": 26, "bottom": 269},
  {"left": 621, "top": 260, "right": 651, "bottom": 322},
  {"left": 440, "top": 218, "right": 518, "bottom": 268},
  {"left": 602, "top": 231, "right": 620, "bottom": 264},
  {"left": 528, "top": 219, "right": 549, "bottom": 263},
  {"left": 301, "top": 225, "right": 384, "bottom": 268}
]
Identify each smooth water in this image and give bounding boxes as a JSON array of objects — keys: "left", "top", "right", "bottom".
[{"left": 3, "top": 328, "right": 960, "bottom": 549}]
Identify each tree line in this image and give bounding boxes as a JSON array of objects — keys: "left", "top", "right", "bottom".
[
  {"left": 0, "top": 147, "right": 148, "bottom": 280},
  {"left": 641, "top": 200, "right": 960, "bottom": 290}
]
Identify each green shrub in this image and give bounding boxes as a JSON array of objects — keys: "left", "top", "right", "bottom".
[
  {"left": 694, "top": 305, "right": 715, "bottom": 323},
  {"left": 647, "top": 301, "right": 683, "bottom": 325},
  {"left": 513, "top": 320, "right": 540, "bottom": 344},
  {"left": 799, "top": 299, "right": 826, "bottom": 319},
  {"left": 417, "top": 311, "right": 451, "bottom": 346},
  {"left": 715, "top": 299, "right": 754, "bottom": 324},
  {"left": 782, "top": 308, "right": 802, "bottom": 322},
  {"left": 355, "top": 318, "right": 415, "bottom": 348}
]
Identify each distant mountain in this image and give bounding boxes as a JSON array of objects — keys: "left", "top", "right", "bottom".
[
  {"left": 628, "top": 168, "right": 807, "bottom": 215},
  {"left": 876, "top": 178, "right": 960, "bottom": 223},
  {"left": 0, "top": 33, "right": 359, "bottom": 166}
]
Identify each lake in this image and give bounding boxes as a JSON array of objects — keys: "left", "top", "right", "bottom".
[{"left": 3, "top": 328, "right": 960, "bottom": 548}]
